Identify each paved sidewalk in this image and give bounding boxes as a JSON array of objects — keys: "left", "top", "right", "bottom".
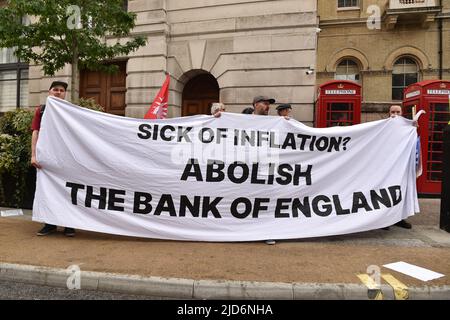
[{"left": 0, "top": 199, "right": 449, "bottom": 299}]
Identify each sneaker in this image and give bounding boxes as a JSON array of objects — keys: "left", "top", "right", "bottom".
[
  {"left": 37, "top": 224, "right": 57, "bottom": 236},
  {"left": 265, "top": 240, "right": 276, "bottom": 245},
  {"left": 63, "top": 227, "right": 76, "bottom": 237},
  {"left": 395, "top": 220, "right": 412, "bottom": 229},
  {"left": 381, "top": 227, "right": 390, "bottom": 231}
]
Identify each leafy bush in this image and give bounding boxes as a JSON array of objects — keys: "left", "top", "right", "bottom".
[
  {"left": 79, "top": 97, "right": 105, "bottom": 112},
  {"left": 0, "top": 108, "right": 34, "bottom": 207}
]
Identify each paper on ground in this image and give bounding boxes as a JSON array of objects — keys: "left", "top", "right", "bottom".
[
  {"left": 383, "top": 261, "right": 445, "bottom": 282},
  {"left": 0, "top": 209, "right": 24, "bottom": 217}
]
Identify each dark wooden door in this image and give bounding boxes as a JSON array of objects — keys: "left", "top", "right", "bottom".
[
  {"left": 182, "top": 99, "right": 216, "bottom": 116},
  {"left": 183, "top": 100, "right": 203, "bottom": 116},
  {"left": 182, "top": 74, "right": 219, "bottom": 116},
  {"left": 80, "top": 61, "right": 127, "bottom": 116}
]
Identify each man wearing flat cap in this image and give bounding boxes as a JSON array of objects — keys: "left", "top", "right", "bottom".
[
  {"left": 30, "top": 80, "right": 76, "bottom": 237},
  {"left": 276, "top": 104, "right": 292, "bottom": 118}
]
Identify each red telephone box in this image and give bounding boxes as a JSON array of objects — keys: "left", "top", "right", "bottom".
[
  {"left": 315, "top": 80, "right": 362, "bottom": 128},
  {"left": 403, "top": 80, "right": 450, "bottom": 195}
]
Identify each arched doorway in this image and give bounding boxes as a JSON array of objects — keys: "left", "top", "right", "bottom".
[{"left": 182, "top": 73, "right": 219, "bottom": 116}]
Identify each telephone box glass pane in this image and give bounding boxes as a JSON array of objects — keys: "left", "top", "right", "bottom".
[
  {"left": 427, "top": 103, "right": 450, "bottom": 182},
  {"left": 402, "top": 104, "right": 415, "bottom": 120},
  {"left": 326, "top": 103, "right": 353, "bottom": 127}
]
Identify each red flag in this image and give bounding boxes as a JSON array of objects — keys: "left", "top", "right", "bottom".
[{"left": 144, "top": 74, "right": 170, "bottom": 119}]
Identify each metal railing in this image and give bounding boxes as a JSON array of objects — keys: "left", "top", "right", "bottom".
[{"left": 389, "top": 0, "right": 436, "bottom": 9}]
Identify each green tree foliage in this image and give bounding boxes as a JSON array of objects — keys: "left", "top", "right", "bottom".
[{"left": 0, "top": 0, "right": 146, "bottom": 101}]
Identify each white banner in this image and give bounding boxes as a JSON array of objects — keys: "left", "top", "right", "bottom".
[{"left": 32, "top": 97, "right": 419, "bottom": 241}]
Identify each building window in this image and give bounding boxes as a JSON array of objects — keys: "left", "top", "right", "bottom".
[
  {"left": 335, "top": 59, "right": 360, "bottom": 82},
  {"left": 0, "top": 48, "right": 29, "bottom": 112},
  {"left": 338, "top": 0, "right": 359, "bottom": 8},
  {"left": 392, "top": 57, "right": 418, "bottom": 101}
]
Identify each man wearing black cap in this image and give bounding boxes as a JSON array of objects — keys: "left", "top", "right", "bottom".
[
  {"left": 213, "top": 95, "right": 277, "bottom": 243},
  {"left": 214, "top": 95, "right": 275, "bottom": 117},
  {"left": 251, "top": 95, "right": 278, "bottom": 245},
  {"left": 252, "top": 95, "right": 275, "bottom": 115},
  {"left": 276, "top": 104, "right": 292, "bottom": 118},
  {"left": 31, "top": 80, "right": 76, "bottom": 237}
]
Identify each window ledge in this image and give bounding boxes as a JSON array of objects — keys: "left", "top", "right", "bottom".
[{"left": 337, "top": 7, "right": 361, "bottom": 12}]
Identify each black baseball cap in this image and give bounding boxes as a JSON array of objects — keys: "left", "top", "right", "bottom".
[
  {"left": 253, "top": 95, "right": 275, "bottom": 105},
  {"left": 49, "top": 81, "right": 68, "bottom": 90},
  {"left": 276, "top": 104, "right": 292, "bottom": 111}
]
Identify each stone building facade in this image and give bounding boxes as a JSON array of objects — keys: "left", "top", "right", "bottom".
[
  {"left": 2, "top": 1, "right": 449, "bottom": 126},
  {"left": 5, "top": 0, "right": 319, "bottom": 126},
  {"left": 316, "top": 0, "right": 450, "bottom": 122}
]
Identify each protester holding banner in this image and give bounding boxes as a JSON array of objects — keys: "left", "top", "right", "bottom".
[
  {"left": 252, "top": 96, "right": 275, "bottom": 115},
  {"left": 252, "top": 96, "right": 278, "bottom": 245},
  {"left": 210, "top": 103, "right": 226, "bottom": 115},
  {"left": 384, "top": 105, "right": 413, "bottom": 230},
  {"left": 215, "top": 96, "right": 274, "bottom": 117},
  {"left": 214, "top": 95, "right": 277, "bottom": 243},
  {"left": 31, "top": 81, "right": 76, "bottom": 237},
  {"left": 276, "top": 104, "right": 292, "bottom": 119}
]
